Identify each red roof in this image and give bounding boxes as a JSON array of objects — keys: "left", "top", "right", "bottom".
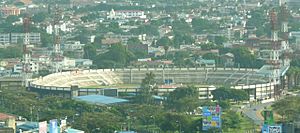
[{"left": 0, "top": 113, "right": 15, "bottom": 120}]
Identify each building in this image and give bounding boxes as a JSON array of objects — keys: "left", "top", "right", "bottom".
[
  {"left": 63, "top": 41, "right": 85, "bottom": 51},
  {"left": 75, "top": 59, "right": 93, "bottom": 68},
  {"left": 13, "top": 62, "right": 39, "bottom": 74},
  {"left": 107, "top": 9, "right": 146, "bottom": 19},
  {"left": 221, "top": 53, "right": 235, "bottom": 67},
  {"left": 196, "top": 59, "right": 216, "bottom": 67},
  {"left": 198, "top": 86, "right": 216, "bottom": 100},
  {"left": 0, "top": 33, "right": 41, "bottom": 45},
  {"left": 0, "top": 113, "right": 16, "bottom": 133},
  {"left": 1, "top": 7, "right": 21, "bottom": 16},
  {"left": 0, "top": 34, "right": 10, "bottom": 44},
  {"left": 10, "top": 33, "right": 41, "bottom": 44}
]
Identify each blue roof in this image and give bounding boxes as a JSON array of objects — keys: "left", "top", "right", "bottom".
[
  {"left": 17, "top": 122, "right": 39, "bottom": 131},
  {"left": 65, "top": 128, "right": 84, "bottom": 133},
  {"left": 74, "top": 95, "right": 129, "bottom": 105}
]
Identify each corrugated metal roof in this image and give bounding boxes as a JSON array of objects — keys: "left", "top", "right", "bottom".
[{"left": 74, "top": 95, "right": 128, "bottom": 105}]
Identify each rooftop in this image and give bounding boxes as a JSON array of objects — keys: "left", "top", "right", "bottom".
[
  {"left": 0, "top": 113, "right": 15, "bottom": 120},
  {"left": 74, "top": 95, "right": 129, "bottom": 105}
]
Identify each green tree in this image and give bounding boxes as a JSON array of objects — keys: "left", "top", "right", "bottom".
[
  {"left": 211, "top": 87, "right": 249, "bottom": 103},
  {"left": 83, "top": 44, "right": 97, "bottom": 60},
  {"left": 94, "top": 44, "right": 134, "bottom": 68},
  {"left": 202, "top": 53, "right": 218, "bottom": 60},
  {"left": 173, "top": 32, "right": 194, "bottom": 48},
  {"left": 130, "top": 24, "right": 159, "bottom": 36},
  {"left": 172, "top": 19, "right": 192, "bottom": 34},
  {"left": 157, "top": 112, "right": 195, "bottom": 133},
  {"left": 156, "top": 37, "right": 172, "bottom": 57},
  {"left": 192, "top": 18, "right": 219, "bottom": 34},
  {"left": 127, "top": 37, "right": 141, "bottom": 45},
  {"left": 32, "top": 12, "right": 48, "bottom": 23},
  {"left": 135, "top": 72, "right": 157, "bottom": 104},
  {"left": 166, "top": 86, "right": 199, "bottom": 112},
  {"left": 222, "top": 111, "right": 242, "bottom": 129}
]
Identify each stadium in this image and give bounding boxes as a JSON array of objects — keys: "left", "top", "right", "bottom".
[{"left": 29, "top": 67, "right": 289, "bottom": 102}]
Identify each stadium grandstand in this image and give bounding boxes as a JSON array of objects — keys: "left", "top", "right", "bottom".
[{"left": 29, "top": 67, "right": 289, "bottom": 102}]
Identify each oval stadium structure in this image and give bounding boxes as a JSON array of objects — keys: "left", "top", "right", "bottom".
[{"left": 29, "top": 67, "right": 288, "bottom": 102}]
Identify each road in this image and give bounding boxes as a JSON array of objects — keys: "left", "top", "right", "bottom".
[{"left": 243, "top": 102, "right": 274, "bottom": 125}]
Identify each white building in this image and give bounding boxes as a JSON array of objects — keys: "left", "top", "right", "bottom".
[
  {"left": 107, "top": 9, "right": 146, "bottom": 19},
  {"left": 63, "top": 41, "right": 85, "bottom": 51},
  {"left": 13, "top": 62, "right": 39, "bottom": 73},
  {"left": 198, "top": 86, "right": 217, "bottom": 100},
  {"left": 11, "top": 33, "right": 41, "bottom": 44},
  {"left": 0, "top": 34, "right": 10, "bottom": 44},
  {"left": 46, "top": 25, "right": 53, "bottom": 34}
]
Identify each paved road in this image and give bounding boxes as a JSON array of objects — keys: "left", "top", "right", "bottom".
[{"left": 243, "top": 102, "right": 274, "bottom": 125}]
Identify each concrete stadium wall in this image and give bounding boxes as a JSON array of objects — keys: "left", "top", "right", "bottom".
[{"left": 29, "top": 67, "right": 279, "bottom": 101}]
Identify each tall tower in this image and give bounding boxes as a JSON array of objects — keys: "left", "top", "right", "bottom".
[
  {"left": 268, "top": 9, "right": 281, "bottom": 84},
  {"left": 22, "top": 15, "right": 32, "bottom": 86},
  {"left": 52, "top": 5, "right": 63, "bottom": 72},
  {"left": 53, "top": 5, "right": 61, "bottom": 54},
  {"left": 280, "top": 3, "right": 291, "bottom": 66}
]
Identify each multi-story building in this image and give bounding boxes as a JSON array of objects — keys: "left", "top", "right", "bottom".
[
  {"left": 0, "top": 34, "right": 10, "bottom": 44},
  {"left": 0, "top": 6, "right": 21, "bottom": 16},
  {"left": 63, "top": 41, "right": 85, "bottom": 51},
  {"left": 0, "top": 33, "right": 41, "bottom": 44},
  {"left": 10, "top": 33, "right": 41, "bottom": 44},
  {"left": 107, "top": 9, "right": 146, "bottom": 19}
]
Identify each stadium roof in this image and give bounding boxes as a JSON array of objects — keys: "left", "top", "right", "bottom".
[
  {"left": 73, "top": 95, "right": 129, "bottom": 105},
  {"left": 258, "top": 65, "right": 290, "bottom": 77}
]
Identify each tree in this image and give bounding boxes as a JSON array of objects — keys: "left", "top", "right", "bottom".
[
  {"left": 202, "top": 53, "right": 218, "bottom": 60},
  {"left": 222, "top": 111, "right": 242, "bottom": 129},
  {"left": 0, "top": 46, "right": 23, "bottom": 58},
  {"left": 6, "top": 15, "right": 19, "bottom": 23},
  {"left": 129, "top": 24, "right": 159, "bottom": 36},
  {"left": 157, "top": 112, "right": 194, "bottom": 133},
  {"left": 173, "top": 51, "right": 190, "bottom": 67},
  {"left": 173, "top": 32, "right": 194, "bottom": 48},
  {"left": 211, "top": 87, "right": 249, "bottom": 103},
  {"left": 171, "top": 19, "right": 192, "bottom": 34},
  {"left": 127, "top": 37, "right": 141, "bottom": 45},
  {"left": 166, "top": 86, "right": 199, "bottom": 112},
  {"left": 156, "top": 37, "right": 172, "bottom": 57},
  {"left": 32, "top": 12, "right": 48, "bottom": 23},
  {"left": 135, "top": 72, "right": 157, "bottom": 104},
  {"left": 41, "top": 32, "right": 53, "bottom": 47},
  {"left": 192, "top": 18, "right": 219, "bottom": 34},
  {"left": 94, "top": 44, "right": 134, "bottom": 68},
  {"left": 272, "top": 96, "right": 300, "bottom": 122},
  {"left": 214, "top": 36, "right": 228, "bottom": 45},
  {"left": 231, "top": 47, "right": 263, "bottom": 68},
  {"left": 83, "top": 44, "right": 97, "bottom": 60}
]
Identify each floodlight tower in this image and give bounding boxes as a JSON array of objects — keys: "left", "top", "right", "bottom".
[
  {"left": 53, "top": 5, "right": 61, "bottom": 55},
  {"left": 52, "top": 5, "right": 62, "bottom": 72},
  {"left": 22, "top": 15, "right": 32, "bottom": 86},
  {"left": 268, "top": 9, "right": 281, "bottom": 84},
  {"left": 280, "top": 3, "right": 291, "bottom": 66}
]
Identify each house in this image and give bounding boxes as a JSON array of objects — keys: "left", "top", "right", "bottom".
[
  {"left": 0, "top": 113, "right": 16, "bottom": 133},
  {"left": 101, "top": 38, "right": 121, "bottom": 48},
  {"left": 75, "top": 59, "right": 93, "bottom": 68},
  {"left": 1, "top": 6, "right": 21, "bottom": 16},
  {"left": 221, "top": 52, "right": 235, "bottom": 67},
  {"left": 107, "top": 9, "right": 146, "bottom": 19},
  {"left": 196, "top": 59, "right": 216, "bottom": 67}
]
